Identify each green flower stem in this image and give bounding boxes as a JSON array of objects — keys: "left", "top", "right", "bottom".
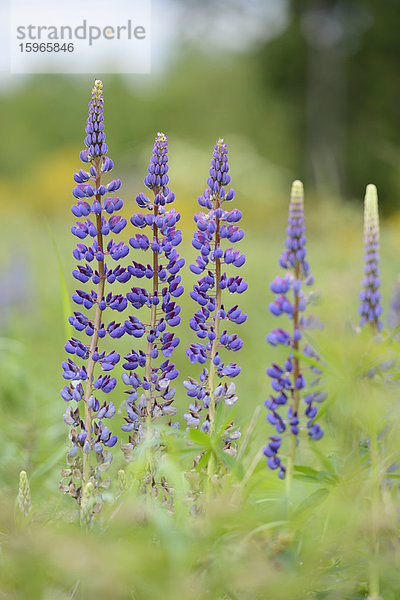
[
  {"left": 285, "top": 262, "right": 300, "bottom": 500},
  {"left": 83, "top": 159, "right": 104, "bottom": 493},
  {"left": 207, "top": 193, "right": 222, "bottom": 489},
  {"left": 368, "top": 432, "right": 381, "bottom": 600},
  {"left": 145, "top": 205, "right": 159, "bottom": 418}
]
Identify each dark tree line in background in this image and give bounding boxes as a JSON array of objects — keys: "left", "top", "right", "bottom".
[{"left": 257, "top": 0, "right": 400, "bottom": 210}]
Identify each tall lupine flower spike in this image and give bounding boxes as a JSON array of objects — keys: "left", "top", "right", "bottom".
[
  {"left": 121, "top": 133, "right": 183, "bottom": 455},
  {"left": 264, "top": 181, "right": 325, "bottom": 486},
  {"left": 184, "top": 139, "right": 246, "bottom": 463},
  {"left": 359, "top": 184, "right": 383, "bottom": 333},
  {"left": 60, "top": 80, "right": 129, "bottom": 507}
]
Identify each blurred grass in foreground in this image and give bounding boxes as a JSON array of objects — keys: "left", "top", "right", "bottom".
[{"left": 0, "top": 186, "right": 400, "bottom": 597}]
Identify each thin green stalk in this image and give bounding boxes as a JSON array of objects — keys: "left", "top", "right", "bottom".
[
  {"left": 285, "top": 435, "right": 296, "bottom": 500},
  {"left": 368, "top": 432, "right": 381, "bottom": 600},
  {"left": 142, "top": 205, "right": 161, "bottom": 497},
  {"left": 285, "top": 263, "right": 300, "bottom": 500},
  {"left": 207, "top": 194, "right": 222, "bottom": 489},
  {"left": 144, "top": 206, "right": 159, "bottom": 417},
  {"left": 235, "top": 448, "right": 262, "bottom": 498},
  {"left": 237, "top": 405, "right": 261, "bottom": 463},
  {"left": 46, "top": 220, "right": 73, "bottom": 340},
  {"left": 82, "top": 159, "right": 104, "bottom": 493}
]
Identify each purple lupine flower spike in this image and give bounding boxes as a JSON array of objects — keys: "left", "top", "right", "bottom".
[
  {"left": 61, "top": 80, "right": 129, "bottom": 507},
  {"left": 122, "top": 133, "right": 183, "bottom": 453},
  {"left": 387, "top": 277, "right": 400, "bottom": 331},
  {"left": 264, "top": 181, "right": 325, "bottom": 484},
  {"left": 358, "top": 184, "right": 383, "bottom": 333},
  {"left": 184, "top": 139, "right": 246, "bottom": 457}
]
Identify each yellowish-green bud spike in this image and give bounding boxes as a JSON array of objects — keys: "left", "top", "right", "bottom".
[
  {"left": 359, "top": 183, "right": 383, "bottom": 332},
  {"left": 156, "top": 131, "right": 167, "bottom": 143},
  {"left": 364, "top": 184, "right": 379, "bottom": 238},
  {"left": 93, "top": 79, "right": 103, "bottom": 94},
  {"left": 17, "top": 470, "right": 32, "bottom": 518},
  {"left": 290, "top": 180, "right": 304, "bottom": 204},
  {"left": 92, "top": 81, "right": 103, "bottom": 105},
  {"left": 118, "top": 469, "right": 126, "bottom": 493}
]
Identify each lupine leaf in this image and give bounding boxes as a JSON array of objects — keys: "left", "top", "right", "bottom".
[
  {"left": 189, "top": 428, "right": 211, "bottom": 449},
  {"left": 215, "top": 447, "right": 236, "bottom": 470},
  {"left": 293, "top": 487, "right": 329, "bottom": 517}
]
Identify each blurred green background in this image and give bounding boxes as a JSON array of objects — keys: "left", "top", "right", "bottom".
[
  {"left": 0, "top": 0, "right": 400, "bottom": 491},
  {"left": 0, "top": 1, "right": 400, "bottom": 597}
]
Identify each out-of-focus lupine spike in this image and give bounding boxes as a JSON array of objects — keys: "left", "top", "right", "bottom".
[
  {"left": 387, "top": 277, "right": 400, "bottom": 331},
  {"left": 359, "top": 184, "right": 383, "bottom": 333},
  {"left": 184, "top": 139, "right": 246, "bottom": 460},
  {"left": 60, "top": 80, "right": 129, "bottom": 508},
  {"left": 264, "top": 181, "right": 325, "bottom": 485},
  {"left": 121, "top": 133, "right": 182, "bottom": 456}
]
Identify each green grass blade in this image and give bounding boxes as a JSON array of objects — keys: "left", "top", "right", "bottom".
[{"left": 46, "top": 219, "right": 72, "bottom": 340}]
